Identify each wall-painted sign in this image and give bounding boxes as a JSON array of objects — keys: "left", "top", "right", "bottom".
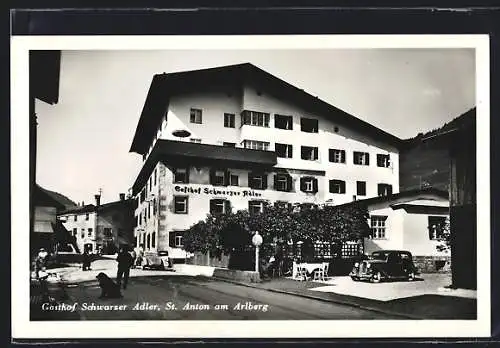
[{"left": 174, "top": 185, "right": 262, "bottom": 197}]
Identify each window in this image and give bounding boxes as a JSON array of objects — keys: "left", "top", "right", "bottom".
[
  {"left": 85, "top": 213, "right": 89, "bottom": 220},
  {"left": 428, "top": 216, "right": 447, "bottom": 240},
  {"left": 174, "top": 168, "right": 189, "bottom": 183},
  {"left": 210, "top": 199, "right": 231, "bottom": 215},
  {"left": 300, "top": 117, "right": 319, "bottom": 133},
  {"left": 275, "top": 143, "right": 293, "bottom": 158},
  {"left": 249, "top": 200, "right": 265, "bottom": 215},
  {"left": 154, "top": 168, "right": 157, "bottom": 186},
  {"left": 174, "top": 196, "right": 188, "bottom": 214},
  {"left": 147, "top": 234, "right": 151, "bottom": 249},
  {"left": 370, "top": 216, "right": 387, "bottom": 239},
  {"left": 377, "top": 183, "right": 393, "bottom": 196},
  {"left": 274, "top": 114, "right": 293, "bottom": 130},
  {"left": 104, "top": 228, "right": 112, "bottom": 237},
  {"left": 274, "top": 174, "right": 293, "bottom": 192},
  {"left": 356, "top": 181, "right": 366, "bottom": 196},
  {"left": 300, "top": 177, "right": 318, "bottom": 193},
  {"left": 190, "top": 108, "right": 202, "bottom": 124},
  {"left": 353, "top": 151, "right": 370, "bottom": 165},
  {"left": 81, "top": 229, "right": 85, "bottom": 239},
  {"left": 329, "top": 149, "right": 346, "bottom": 163},
  {"left": 301, "top": 146, "right": 319, "bottom": 161},
  {"left": 170, "top": 231, "right": 185, "bottom": 248},
  {"left": 248, "top": 172, "right": 268, "bottom": 190},
  {"left": 224, "top": 113, "right": 235, "bottom": 128},
  {"left": 153, "top": 198, "right": 157, "bottom": 215},
  {"left": 151, "top": 232, "right": 156, "bottom": 248},
  {"left": 87, "top": 228, "right": 93, "bottom": 237},
  {"left": 72, "top": 228, "right": 77, "bottom": 236},
  {"left": 210, "top": 169, "right": 227, "bottom": 186},
  {"left": 377, "top": 154, "right": 391, "bottom": 168},
  {"left": 223, "top": 142, "right": 236, "bottom": 148},
  {"left": 190, "top": 138, "right": 201, "bottom": 143},
  {"left": 329, "top": 180, "right": 346, "bottom": 194},
  {"left": 148, "top": 204, "right": 151, "bottom": 219},
  {"left": 241, "top": 110, "right": 270, "bottom": 127},
  {"left": 242, "top": 140, "right": 270, "bottom": 151},
  {"left": 74, "top": 215, "right": 77, "bottom": 222},
  {"left": 230, "top": 174, "right": 239, "bottom": 186}
]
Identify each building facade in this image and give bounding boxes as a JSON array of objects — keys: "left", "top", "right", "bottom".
[
  {"left": 129, "top": 63, "right": 403, "bottom": 260},
  {"left": 59, "top": 193, "right": 135, "bottom": 254},
  {"left": 339, "top": 188, "right": 451, "bottom": 273}
]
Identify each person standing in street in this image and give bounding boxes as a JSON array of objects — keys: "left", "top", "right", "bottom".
[
  {"left": 116, "top": 246, "right": 134, "bottom": 290},
  {"left": 82, "top": 249, "right": 92, "bottom": 271}
]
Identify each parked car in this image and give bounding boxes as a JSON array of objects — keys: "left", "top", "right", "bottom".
[
  {"left": 349, "top": 250, "right": 419, "bottom": 283},
  {"left": 142, "top": 250, "right": 173, "bottom": 270},
  {"left": 54, "top": 244, "right": 82, "bottom": 264}
]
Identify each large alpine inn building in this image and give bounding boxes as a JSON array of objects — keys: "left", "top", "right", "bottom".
[{"left": 129, "top": 63, "right": 406, "bottom": 262}]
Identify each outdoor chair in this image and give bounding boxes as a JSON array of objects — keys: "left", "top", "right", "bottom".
[{"left": 295, "top": 264, "right": 309, "bottom": 281}]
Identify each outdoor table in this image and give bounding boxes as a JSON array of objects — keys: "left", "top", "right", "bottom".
[{"left": 292, "top": 262, "right": 325, "bottom": 278}]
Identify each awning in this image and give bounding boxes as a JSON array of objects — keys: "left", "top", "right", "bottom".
[{"left": 34, "top": 221, "right": 54, "bottom": 233}]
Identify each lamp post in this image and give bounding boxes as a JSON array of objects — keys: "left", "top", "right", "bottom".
[{"left": 252, "top": 231, "right": 263, "bottom": 273}]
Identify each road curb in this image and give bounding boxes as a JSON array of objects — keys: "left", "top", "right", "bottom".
[{"left": 212, "top": 277, "right": 424, "bottom": 320}]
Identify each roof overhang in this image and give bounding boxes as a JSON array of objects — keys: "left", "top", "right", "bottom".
[
  {"left": 390, "top": 204, "right": 450, "bottom": 214},
  {"left": 131, "top": 139, "right": 278, "bottom": 195}
]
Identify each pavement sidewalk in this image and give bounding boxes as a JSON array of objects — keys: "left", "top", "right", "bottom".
[{"left": 212, "top": 276, "right": 477, "bottom": 320}]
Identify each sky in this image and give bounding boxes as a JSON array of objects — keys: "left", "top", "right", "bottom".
[{"left": 34, "top": 48, "right": 476, "bottom": 206}]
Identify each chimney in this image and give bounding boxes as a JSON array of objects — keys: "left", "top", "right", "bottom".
[
  {"left": 119, "top": 193, "right": 125, "bottom": 201},
  {"left": 94, "top": 194, "right": 101, "bottom": 206}
]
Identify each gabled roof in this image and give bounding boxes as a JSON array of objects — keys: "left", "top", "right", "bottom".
[
  {"left": 129, "top": 63, "right": 403, "bottom": 155},
  {"left": 59, "top": 204, "right": 96, "bottom": 215},
  {"left": 335, "top": 187, "right": 449, "bottom": 209}
]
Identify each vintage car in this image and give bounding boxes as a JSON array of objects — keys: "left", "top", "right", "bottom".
[
  {"left": 349, "top": 250, "right": 419, "bottom": 283},
  {"left": 142, "top": 250, "right": 173, "bottom": 270}
]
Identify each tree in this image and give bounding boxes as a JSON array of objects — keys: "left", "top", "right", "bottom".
[{"left": 436, "top": 216, "right": 451, "bottom": 253}]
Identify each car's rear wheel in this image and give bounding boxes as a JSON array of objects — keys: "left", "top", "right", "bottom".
[
  {"left": 407, "top": 272, "right": 415, "bottom": 281},
  {"left": 371, "top": 271, "right": 382, "bottom": 283}
]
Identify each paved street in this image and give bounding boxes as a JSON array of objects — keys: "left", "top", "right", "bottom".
[{"left": 47, "top": 274, "right": 400, "bottom": 320}]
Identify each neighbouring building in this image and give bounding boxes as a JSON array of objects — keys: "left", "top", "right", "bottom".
[
  {"left": 422, "top": 107, "right": 476, "bottom": 289},
  {"left": 32, "top": 184, "right": 76, "bottom": 256},
  {"left": 128, "top": 63, "right": 403, "bottom": 261},
  {"left": 337, "top": 188, "right": 451, "bottom": 273},
  {"left": 59, "top": 193, "right": 135, "bottom": 254}
]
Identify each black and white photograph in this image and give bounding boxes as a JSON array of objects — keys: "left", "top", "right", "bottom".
[{"left": 11, "top": 35, "right": 490, "bottom": 338}]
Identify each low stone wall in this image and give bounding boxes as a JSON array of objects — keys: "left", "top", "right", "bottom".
[
  {"left": 414, "top": 256, "right": 451, "bottom": 273},
  {"left": 212, "top": 268, "right": 261, "bottom": 283}
]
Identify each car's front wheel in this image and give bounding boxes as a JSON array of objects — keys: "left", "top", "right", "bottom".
[{"left": 371, "top": 271, "right": 382, "bottom": 283}]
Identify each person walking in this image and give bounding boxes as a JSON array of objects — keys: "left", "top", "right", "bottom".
[{"left": 116, "top": 246, "right": 134, "bottom": 290}]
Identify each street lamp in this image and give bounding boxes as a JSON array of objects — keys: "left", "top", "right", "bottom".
[{"left": 252, "top": 231, "right": 263, "bottom": 273}]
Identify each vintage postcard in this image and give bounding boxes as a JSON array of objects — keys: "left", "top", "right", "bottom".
[{"left": 11, "top": 34, "right": 490, "bottom": 339}]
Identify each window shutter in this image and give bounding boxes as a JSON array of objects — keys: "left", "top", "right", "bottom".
[
  {"left": 209, "top": 199, "right": 216, "bottom": 214},
  {"left": 329, "top": 149, "right": 333, "bottom": 162},
  {"left": 224, "top": 170, "right": 230, "bottom": 186},
  {"left": 312, "top": 178, "right": 318, "bottom": 193},
  {"left": 329, "top": 180, "right": 334, "bottom": 193},
  {"left": 224, "top": 200, "right": 231, "bottom": 214},
  {"left": 377, "top": 184, "right": 383, "bottom": 196},
  {"left": 286, "top": 175, "right": 293, "bottom": 192},
  {"left": 169, "top": 232, "right": 175, "bottom": 247},
  {"left": 185, "top": 167, "right": 190, "bottom": 183},
  {"left": 262, "top": 174, "right": 268, "bottom": 189},
  {"left": 365, "top": 153, "right": 370, "bottom": 165},
  {"left": 248, "top": 172, "right": 254, "bottom": 189},
  {"left": 274, "top": 174, "right": 278, "bottom": 190},
  {"left": 387, "top": 185, "right": 393, "bottom": 195},
  {"left": 341, "top": 150, "right": 346, "bottom": 163},
  {"left": 341, "top": 181, "right": 346, "bottom": 194},
  {"left": 265, "top": 114, "right": 270, "bottom": 127},
  {"left": 314, "top": 148, "right": 319, "bottom": 160},
  {"left": 209, "top": 169, "right": 216, "bottom": 185},
  {"left": 300, "top": 177, "right": 306, "bottom": 192}
]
